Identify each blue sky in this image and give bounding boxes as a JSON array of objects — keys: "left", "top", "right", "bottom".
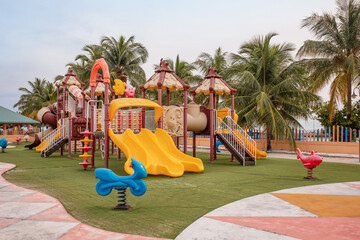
[{"left": 0, "top": 0, "right": 336, "bottom": 122}]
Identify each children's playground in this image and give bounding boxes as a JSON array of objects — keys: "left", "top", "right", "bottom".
[{"left": 0, "top": 59, "right": 360, "bottom": 239}]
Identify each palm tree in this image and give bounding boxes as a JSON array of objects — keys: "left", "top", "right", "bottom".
[
  {"left": 297, "top": 0, "right": 360, "bottom": 120},
  {"left": 193, "top": 47, "right": 229, "bottom": 106},
  {"left": 101, "top": 35, "right": 148, "bottom": 91},
  {"left": 152, "top": 55, "right": 202, "bottom": 104},
  {"left": 14, "top": 78, "right": 57, "bottom": 119},
  {"left": 194, "top": 47, "right": 228, "bottom": 76},
  {"left": 67, "top": 44, "right": 103, "bottom": 86},
  {"left": 225, "top": 33, "right": 320, "bottom": 151}
]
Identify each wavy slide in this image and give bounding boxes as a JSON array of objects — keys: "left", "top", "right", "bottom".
[{"left": 109, "top": 128, "right": 204, "bottom": 177}]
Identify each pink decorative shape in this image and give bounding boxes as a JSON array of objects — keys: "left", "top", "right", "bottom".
[{"left": 124, "top": 84, "right": 136, "bottom": 98}]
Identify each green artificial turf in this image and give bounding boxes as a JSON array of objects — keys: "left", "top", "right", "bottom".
[{"left": 1, "top": 141, "right": 360, "bottom": 238}]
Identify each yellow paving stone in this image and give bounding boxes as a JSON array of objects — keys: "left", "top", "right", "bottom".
[{"left": 271, "top": 193, "right": 360, "bottom": 217}]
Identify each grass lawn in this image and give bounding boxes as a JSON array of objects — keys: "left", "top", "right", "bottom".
[{"left": 1, "top": 141, "right": 360, "bottom": 239}]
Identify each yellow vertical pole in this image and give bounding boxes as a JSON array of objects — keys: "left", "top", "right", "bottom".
[{"left": 333, "top": 125, "right": 335, "bottom": 142}]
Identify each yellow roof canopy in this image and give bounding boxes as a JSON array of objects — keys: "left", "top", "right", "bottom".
[{"left": 109, "top": 98, "right": 164, "bottom": 123}]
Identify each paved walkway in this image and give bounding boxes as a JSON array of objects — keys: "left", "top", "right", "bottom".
[
  {"left": 176, "top": 182, "right": 360, "bottom": 240},
  {"left": 1, "top": 162, "right": 360, "bottom": 240},
  {"left": 0, "top": 163, "right": 166, "bottom": 240}
]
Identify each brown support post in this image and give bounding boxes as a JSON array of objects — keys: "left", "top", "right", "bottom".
[
  {"left": 74, "top": 140, "right": 77, "bottom": 153},
  {"left": 141, "top": 87, "right": 146, "bottom": 128},
  {"left": 3, "top": 124, "right": 6, "bottom": 135},
  {"left": 183, "top": 88, "right": 188, "bottom": 154},
  {"left": 213, "top": 92, "right": 217, "bottom": 160},
  {"left": 176, "top": 136, "right": 179, "bottom": 149},
  {"left": 104, "top": 82, "right": 110, "bottom": 168},
  {"left": 68, "top": 112, "right": 72, "bottom": 158},
  {"left": 231, "top": 91, "right": 235, "bottom": 162},
  {"left": 27, "top": 124, "right": 30, "bottom": 133},
  {"left": 112, "top": 140, "right": 114, "bottom": 155},
  {"left": 193, "top": 131, "right": 196, "bottom": 157},
  {"left": 209, "top": 90, "right": 215, "bottom": 164},
  {"left": 166, "top": 88, "right": 170, "bottom": 106},
  {"left": 90, "top": 85, "right": 96, "bottom": 168},
  {"left": 157, "top": 86, "right": 162, "bottom": 128}
]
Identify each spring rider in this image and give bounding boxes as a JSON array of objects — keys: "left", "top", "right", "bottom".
[
  {"left": 216, "top": 140, "right": 223, "bottom": 152},
  {"left": 0, "top": 138, "right": 7, "bottom": 153},
  {"left": 95, "top": 158, "right": 147, "bottom": 210},
  {"left": 296, "top": 148, "right": 323, "bottom": 179}
]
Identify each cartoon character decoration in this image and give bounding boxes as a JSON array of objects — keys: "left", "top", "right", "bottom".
[
  {"left": 162, "top": 106, "right": 184, "bottom": 136},
  {"left": 124, "top": 84, "right": 136, "bottom": 98},
  {"left": 113, "top": 79, "right": 126, "bottom": 96}
]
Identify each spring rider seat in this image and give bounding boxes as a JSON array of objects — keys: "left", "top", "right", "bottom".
[
  {"left": 296, "top": 148, "right": 323, "bottom": 179},
  {"left": 95, "top": 158, "right": 147, "bottom": 210}
]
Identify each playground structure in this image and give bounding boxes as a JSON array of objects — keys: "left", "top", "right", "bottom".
[
  {"left": 296, "top": 148, "right": 323, "bottom": 179},
  {"left": 26, "top": 57, "right": 267, "bottom": 177}
]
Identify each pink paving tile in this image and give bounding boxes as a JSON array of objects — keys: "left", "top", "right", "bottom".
[
  {"left": 344, "top": 183, "right": 360, "bottom": 190},
  {"left": 28, "top": 204, "right": 79, "bottom": 223},
  {"left": 0, "top": 218, "right": 20, "bottom": 229},
  {"left": 59, "top": 223, "right": 166, "bottom": 240},
  {"left": 15, "top": 192, "right": 59, "bottom": 203},
  {"left": 207, "top": 216, "right": 360, "bottom": 240},
  {"left": 2, "top": 184, "right": 33, "bottom": 192}
]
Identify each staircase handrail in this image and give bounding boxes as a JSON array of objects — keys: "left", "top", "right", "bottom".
[
  {"left": 41, "top": 124, "right": 67, "bottom": 157},
  {"left": 222, "top": 116, "right": 257, "bottom": 160},
  {"left": 216, "top": 117, "right": 246, "bottom": 164}
]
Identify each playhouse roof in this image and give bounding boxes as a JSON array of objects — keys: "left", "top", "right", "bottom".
[
  {"left": 84, "top": 73, "right": 111, "bottom": 96},
  {"left": 141, "top": 59, "right": 190, "bottom": 92},
  {"left": 56, "top": 68, "right": 83, "bottom": 87},
  {"left": 0, "top": 106, "right": 39, "bottom": 124},
  {"left": 191, "top": 67, "right": 236, "bottom": 95}
]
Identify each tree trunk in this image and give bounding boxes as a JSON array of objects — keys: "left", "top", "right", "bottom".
[
  {"left": 347, "top": 73, "right": 352, "bottom": 119},
  {"left": 266, "top": 129, "right": 272, "bottom": 152}
]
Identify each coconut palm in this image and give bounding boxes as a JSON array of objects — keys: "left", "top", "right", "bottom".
[
  {"left": 194, "top": 47, "right": 228, "bottom": 76},
  {"left": 67, "top": 44, "right": 103, "bottom": 86},
  {"left": 14, "top": 78, "right": 57, "bottom": 119},
  {"left": 297, "top": 0, "right": 360, "bottom": 119},
  {"left": 224, "top": 33, "right": 320, "bottom": 151},
  {"left": 101, "top": 35, "right": 148, "bottom": 91}
]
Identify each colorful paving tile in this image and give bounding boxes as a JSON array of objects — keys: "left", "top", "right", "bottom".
[
  {"left": 0, "top": 218, "right": 20, "bottom": 229},
  {"left": 28, "top": 204, "right": 79, "bottom": 222},
  {"left": 271, "top": 193, "right": 360, "bottom": 217},
  {"left": 207, "top": 216, "right": 360, "bottom": 240},
  {"left": 15, "top": 191, "right": 59, "bottom": 203}
]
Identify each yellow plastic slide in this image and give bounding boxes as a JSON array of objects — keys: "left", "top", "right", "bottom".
[{"left": 109, "top": 128, "right": 204, "bottom": 177}]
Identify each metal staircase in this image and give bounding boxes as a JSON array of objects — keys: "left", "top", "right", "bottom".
[
  {"left": 216, "top": 116, "right": 256, "bottom": 166},
  {"left": 41, "top": 124, "right": 68, "bottom": 157}
]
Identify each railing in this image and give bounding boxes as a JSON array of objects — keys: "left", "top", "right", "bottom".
[
  {"left": 248, "top": 126, "right": 360, "bottom": 143},
  {"left": 222, "top": 116, "right": 257, "bottom": 160},
  {"left": 41, "top": 124, "right": 67, "bottom": 157}
]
